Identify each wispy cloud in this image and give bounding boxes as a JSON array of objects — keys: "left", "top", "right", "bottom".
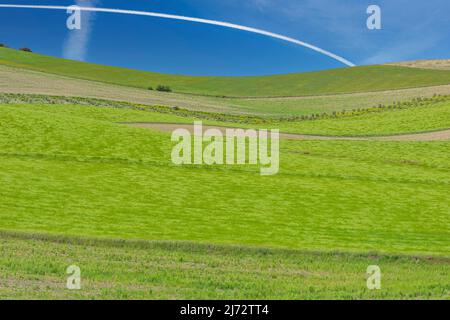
[
  {"left": 62, "top": 0, "right": 100, "bottom": 61},
  {"left": 361, "top": 6, "right": 445, "bottom": 65},
  {"left": 242, "top": 0, "right": 450, "bottom": 64}
]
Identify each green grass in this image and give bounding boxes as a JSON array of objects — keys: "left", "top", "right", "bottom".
[
  {"left": 1, "top": 65, "right": 449, "bottom": 119},
  {"left": 0, "top": 99, "right": 449, "bottom": 299},
  {"left": 226, "top": 85, "right": 450, "bottom": 116},
  {"left": 2, "top": 93, "right": 450, "bottom": 137},
  {"left": 275, "top": 99, "right": 450, "bottom": 136},
  {"left": 2, "top": 47, "right": 450, "bottom": 97},
  {"left": 1, "top": 45, "right": 449, "bottom": 300},
  {"left": 0, "top": 102, "right": 449, "bottom": 257},
  {"left": 1, "top": 232, "right": 448, "bottom": 299}
]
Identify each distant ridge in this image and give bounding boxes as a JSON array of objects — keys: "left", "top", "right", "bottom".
[
  {"left": 388, "top": 59, "right": 450, "bottom": 71},
  {"left": 2, "top": 47, "right": 450, "bottom": 97}
]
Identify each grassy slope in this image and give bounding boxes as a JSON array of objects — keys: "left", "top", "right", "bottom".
[
  {"left": 1, "top": 44, "right": 449, "bottom": 299},
  {"left": 1, "top": 232, "right": 448, "bottom": 300},
  {"left": 0, "top": 103, "right": 449, "bottom": 256},
  {"left": 275, "top": 99, "right": 450, "bottom": 136},
  {"left": 0, "top": 101, "right": 449, "bottom": 299},
  {"left": 2, "top": 94, "right": 450, "bottom": 136},
  {"left": 227, "top": 85, "right": 450, "bottom": 116},
  {"left": 1, "top": 64, "right": 449, "bottom": 117},
  {"left": 2, "top": 47, "right": 450, "bottom": 97}
]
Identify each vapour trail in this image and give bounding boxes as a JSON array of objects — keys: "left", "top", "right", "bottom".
[{"left": 0, "top": 4, "right": 356, "bottom": 67}]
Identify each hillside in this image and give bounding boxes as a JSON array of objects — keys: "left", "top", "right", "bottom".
[
  {"left": 1, "top": 100, "right": 449, "bottom": 256},
  {"left": 0, "top": 93, "right": 449, "bottom": 299},
  {"left": 3, "top": 63, "right": 450, "bottom": 117},
  {"left": 389, "top": 59, "right": 450, "bottom": 71},
  {"left": 0, "top": 46, "right": 449, "bottom": 299},
  {"left": 2, "top": 47, "right": 450, "bottom": 97},
  {"left": 2, "top": 232, "right": 448, "bottom": 299}
]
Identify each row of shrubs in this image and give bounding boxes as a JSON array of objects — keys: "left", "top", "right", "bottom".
[
  {"left": 2, "top": 92, "right": 449, "bottom": 126},
  {"left": 0, "top": 44, "right": 32, "bottom": 52},
  {"left": 168, "top": 94, "right": 450, "bottom": 124},
  {"left": 139, "top": 90, "right": 450, "bottom": 123},
  {"left": 148, "top": 85, "right": 172, "bottom": 92},
  {"left": 184, "top": 94, "right": 450, "bottom": 124},
  {"left": 276, "top": 94, "right": 450, "bottom": 122},
  {"left": 0, "top": 92, "right": 266, "bottom": 124}
]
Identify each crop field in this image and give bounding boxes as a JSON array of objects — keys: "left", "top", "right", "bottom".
[
  {"left": 226, "top": 85, "right": 450, "bottom": 116},
  {"left": 0, "top": 48, "right": 449, "bottom": 300},
  {"left": 274, "top": 97, "right": 450, "bottom": 135},
  {"left": 1, "top": 64, "right": 450, "bottom": 118},
  {"left": 1, "top": 232, "right": 448, "bottom": 300},
  {"left": 2, "top": 47, "right": 450, "bottom": 97}
]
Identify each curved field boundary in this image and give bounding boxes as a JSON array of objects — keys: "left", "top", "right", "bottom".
[
  {"left": 125, "top": 122, "right": 450, "bottom": 141},
  {"left": 2, "top": 65, "right": 450, "bottom": 117},
  {"left": 235, "top": 84, "right": 450, "bottom": 101},
  {"left": 2, "top": 47, "right": 450, "bottom": 98}
]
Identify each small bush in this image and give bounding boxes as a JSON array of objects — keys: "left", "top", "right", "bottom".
[
  {"left": 19, "top": 48, "right": 32, "bottom": 52},
  {"left": 156, "top": 85, "right": 172, "bottom": 92},
  {"left": 0, "top": 43, "right": 6, "bottom": 48},
  {"left": 147, "top": 86, "right": 153, "bottom": 91}
]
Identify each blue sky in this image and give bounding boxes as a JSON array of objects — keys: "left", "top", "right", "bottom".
[{"left": 0, "top": 0, "right": 449, "bottom": 76}]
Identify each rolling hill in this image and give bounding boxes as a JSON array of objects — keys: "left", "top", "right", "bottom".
[
  {"left": 0, "top": 99, "right": 449, "bottom": 255},
  {"left": 389, "top": 59, "right": 450, "bottom": 71},
  {"left": 2, "top": 47, "right": 450, "bottom": 97},
  {"left": 0, "top": 47, "right": 449, "bottom": 299}
]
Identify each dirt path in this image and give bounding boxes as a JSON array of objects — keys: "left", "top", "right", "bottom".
[
  {"left": 124, "top": 123, "right": 450, "bottom": 141},
  {"left": 374, "top": 129, "right": 450, "bottom": 141}
]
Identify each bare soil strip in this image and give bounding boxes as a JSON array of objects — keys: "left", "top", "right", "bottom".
[
  {"left": 2, "top": 64, "right": 450, "bottom": 116},
  {"left": 388, "top": 59, "right": 450, "bottom": 71},
  {"left": 236, "top": 84, "right": 450, "bottom": 101},
  {"left": 125, "top": 122, "right": 450, "bottom": 141},
  {"left": 0, "top": 65, "right": 236, "bottom": 113}
]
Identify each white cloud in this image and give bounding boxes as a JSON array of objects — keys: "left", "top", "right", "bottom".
[{"left": 62, "top": 0, "right": 100, "bottom": 61}]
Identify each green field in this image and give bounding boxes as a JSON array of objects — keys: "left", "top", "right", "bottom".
[
  {"left": 2, "top": 47, "right": 450, "bottom": 97},
  {"left": 274, "top": 98, "right": 450, "bottom": 136},
  {"left": 0, "top": 49, "right": 449, "bottom": 299},
  {"left": 226, "top": 85, "right": 450, "bottom": 115},
  {"left": 2, "top": 53, "right": 450, "bottom": 117},
  {"left": 1, "top": 232, "right": 448, "bottom": 300}
]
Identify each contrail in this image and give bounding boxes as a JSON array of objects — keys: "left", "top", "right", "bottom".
[{"left": 0, "top": 4, "right": 356, "bottom": 67}]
